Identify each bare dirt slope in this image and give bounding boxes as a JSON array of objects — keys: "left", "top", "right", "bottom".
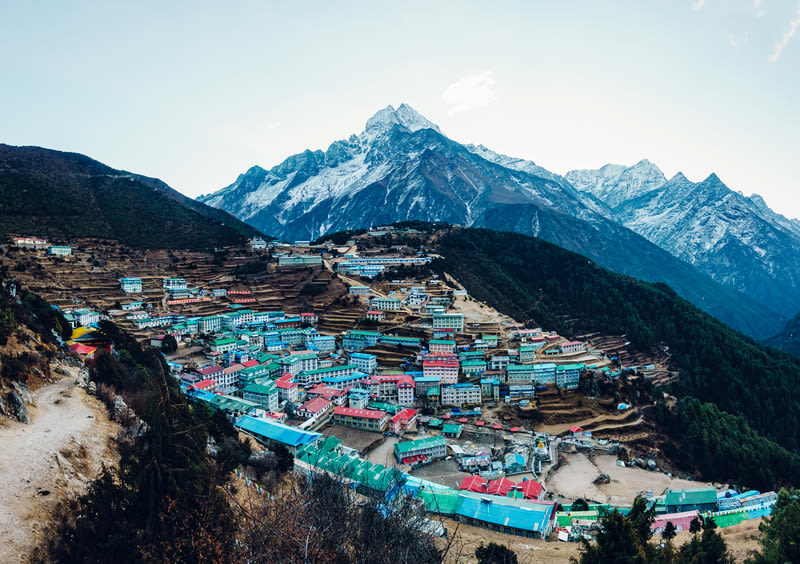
[{"left": 0, "top": 368, "right": 118, "bottom": 563}]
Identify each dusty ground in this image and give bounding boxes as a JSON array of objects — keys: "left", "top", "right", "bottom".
[
  {"left": 439, "top": 518, "right": 581, "bottom": 563},
  {"left": 410, "top": 459, "right": 473, "bottom": 489},
  {"left": 0, "top": 368, "right": 119, "bottom": 563},
  {"left": 440, "top": 515, "right": 763, "bottom": 563},
  {"left": 323, "top": 424, "right": 387, "bottom": 455},
  {"left": 546, "top": 453, "right": 716, "bottom": 506}
]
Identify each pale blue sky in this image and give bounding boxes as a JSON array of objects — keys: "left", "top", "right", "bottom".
[{"left": 2, "top": 1, "right": 798, "bottom": 217}]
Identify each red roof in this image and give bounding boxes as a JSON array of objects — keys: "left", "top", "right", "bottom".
[
  {"left": 518, "top": 480, "right": 543, "bottom": 500},
  {"left": 476, "top": 421, "right": 485, "bottom": 426},
  {"left": 242, "top": 359, "right": 260, "bottom": 367},
  {"left": 194, "top": 379, "right": 217, "bottom": 390},
  {"left": 441, "top": 414, "right": 451, "bottom": 420},
  {"left": 365, "top": 310, "right": 384, "bottom": 315},
  {"left": 276, "top": 380, "right": 298, "bottom": 389},
  {"left": 298, "top": 397, "right": 332, "bottom": 414},
  {"left": 307, "top": 385, "right": 346, "bottom": 398},
  {"left": 196, "top": 365, "right": 223, "bottom": 376},
  {"left": 459, "top": 475, "right": 488, "bottom": 493},
  {"left": 301, "top": 312, "right": 316, "bottom": 317},
  {"left": 569, "top": 425, "right": 583, "bottom": 433},
  {"left": 509, "top": 426, "right": 520, "bottom": 432},
  {"left": 423, "top": 360, "right": 459, "bottom": 368},
  {"left": 392, "top": 408, "right": 419, "bottom": 423},
  {"left": 458, "top": 417, "right": 468, "bottom": 423},
  {"left": 333, "top": 406, "right": 386, "bottom": 420},
  {"left": 492, "top": 424, "right": 502, "bottom": 430},
  {"left": 487, "top": 478, "right": 516, "bottom": 496},
  {"left": 70, "top": 343, "right": 96, "bottom": 355}
]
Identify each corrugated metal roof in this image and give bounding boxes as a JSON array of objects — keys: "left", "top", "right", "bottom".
[
  {"left": 236, "top": 415, "right": 321, "bottom": 447},
  {"left": 457, "top": 495, "right": 553, "bottom": 532},
  {"left": 665, "top": 487, "right": 718, "bottom": 506}
]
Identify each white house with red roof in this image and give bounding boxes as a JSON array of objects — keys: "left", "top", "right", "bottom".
[
  {"left": 276, "top": 378, "right": 299, "bottom": 404},
  {"left": 300, "top": 312, "right": 318, "bottom": 325},
  {"left": 365, "top": 310, "right": 385, "bottom": 322},
  {"left": 296, "top": 397, "right": 333, "bottom": 420},
  {"left": 332, "top": 406, "right": 388, "bottom": 432},
  {"left": 366, "top": 374, "right": 415, "bottom": 406},
  {"left": 194, "top": 365, "right": 224, "bottom": 386},
  {"left": 422, "top": 357, "right": 459, "bottom": 385},
  {"left": 305, "top": 384, "right": 348, "bottom": 406},
  {"left": 560, "top": 341, "right": 586, "bottom": 354},
  {"left": 390, "top": 408, "right": 419, "bottom": 434}
]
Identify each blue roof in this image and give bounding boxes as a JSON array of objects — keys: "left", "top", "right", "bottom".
[
  {"left": 236, "top": 415, "right": 322, "bottom": 447},
  {"left": 457, "top": 495, "right": 553, "bottom": 532},
  {"left": 350, "top": 352, "right": 377, "bottom": 359}
]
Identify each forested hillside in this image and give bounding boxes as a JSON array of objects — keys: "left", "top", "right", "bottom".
[
  {"left": 0, "top": 144, "right": 263, "bottom": 250},
  {"left": 433, "top": 228, "right": 800, "bottom": 488}
]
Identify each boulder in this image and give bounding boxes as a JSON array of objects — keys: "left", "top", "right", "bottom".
[
  {"left": 594, "top": 473, "right": 611, "bottom": 485},
  {"left": 8, "top": 391, "right": 31, "bottom": 424},
  {"left": 12, "top": 381, "right": 33, "bottom": 405}
]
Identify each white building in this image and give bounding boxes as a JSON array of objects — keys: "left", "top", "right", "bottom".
[
  {"left": 370, "top": 297, "right": 401, "bottom": 312},
  {"left": 350, "top": 352, "right": 377, "bottom": 374},
  {"left": 163, "top": 278, "right": 187, "bottom": 290},
  {"left": 423, "top": 359, "right": 459, "bottom": 385},
  {"left": 433, "top": 312, "right": 464, "bottom": 333},
  {"left": 47, "top": 245, "right": 72, "bottom": 256},
  {"left": 441, "top": 384, "right": 482, "bottom": 407},
  {"left": 120, "top": 277, "right": 142, "bottom": 293}
]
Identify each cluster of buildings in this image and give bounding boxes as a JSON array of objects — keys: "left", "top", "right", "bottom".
[{"left": 12, "top": 236, "right": 71, "bottom": 255}]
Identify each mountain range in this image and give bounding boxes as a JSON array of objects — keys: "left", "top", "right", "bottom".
[
  {"left": 200, "top": 104, "right": 797, "bottom": 340},
  {"left": 0, "top": 144, "right": 262, "bottom": 250}
]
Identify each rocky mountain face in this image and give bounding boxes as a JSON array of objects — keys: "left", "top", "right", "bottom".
[
  {"left": 200, "top": 104, "right": 785, "bottom": 338},
  {"left": 568, "top": 161, "right": 800, "bottom": 326}
]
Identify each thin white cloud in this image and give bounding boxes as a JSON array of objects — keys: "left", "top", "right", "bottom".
[
  {"left": 442, "top": 71, "right": 497, "bottom": 116},
  {"left": 266, "top": 121, "right": 280, "bottom": 129},
  {"left": 729, "top": 33, "right": 737, "bottom": 47},
  {"left": 769, "top": 4, "right": 800, "bottom": 62},
  {"left": 692, "top": 0, "right": 705, "bottom": 10}
]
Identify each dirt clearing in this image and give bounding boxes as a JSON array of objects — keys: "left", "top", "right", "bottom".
[
  {"left": 546, "top": 453, "right": 716, "bottom": 505},
  {"left": 0, "top": 368, "right": 118, "bottom": 563}
]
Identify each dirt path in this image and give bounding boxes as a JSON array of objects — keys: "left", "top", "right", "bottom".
[{"left": 0, "top": 369, "right": 119, "bottom": 563}]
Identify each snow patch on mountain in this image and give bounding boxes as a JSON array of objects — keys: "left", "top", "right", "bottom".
[{"left": 566, "top": 160, "right": 666, "bottom": 209}]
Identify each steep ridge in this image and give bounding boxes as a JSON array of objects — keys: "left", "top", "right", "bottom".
[
  {"left": 200, "top": 104, "right": 781, "bottom": 337},
  {"left": 0, "top": 144, "right": 263, "bottom": 249},
  {"left": 611, "top": 172, "right": 800, "bottom": 320}
]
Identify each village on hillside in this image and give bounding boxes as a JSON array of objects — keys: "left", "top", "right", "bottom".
[{"left": 1, "top": 228, "right": 777, "bottom": 543}]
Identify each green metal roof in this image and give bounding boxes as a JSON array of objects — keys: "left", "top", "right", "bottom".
[
  {"left": 442, "top": 424, "right": 462, "bottom": 434},
  {"left": 665, "top": 487, "right": 718, "bottom": 506},
  {"left": 242, "top": 381, "right": 276, "bottom": 395},
  {"left": 394, "top": 436, "right": 447, "bottom": 455}
]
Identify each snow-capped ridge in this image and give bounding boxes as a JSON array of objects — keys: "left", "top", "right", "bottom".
[{"left": 364, "top": 103, "right": 442, "bottom": 135}]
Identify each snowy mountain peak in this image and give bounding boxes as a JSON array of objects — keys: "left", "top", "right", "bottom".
[
  {"left": 364, "top": 103, "right": 441, "bottom": 135},
  {"left": 670, "top": 172, "right": 690, "bottom": 183},
  {"left": 565, "top": 159, "right": 666, "bottom": 209}
]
